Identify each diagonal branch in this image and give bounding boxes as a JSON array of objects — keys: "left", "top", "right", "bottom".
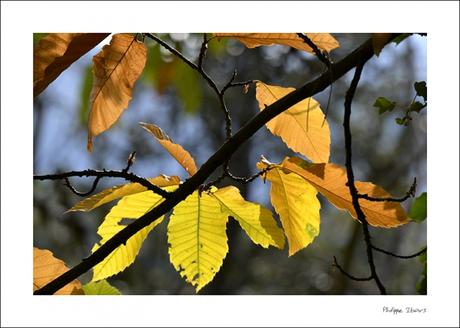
[
  {"left": 343, "top": 58, "right": 386, "bottom": 294},
  {"left": 34, "top": 35, "right": 400, "bottom": 295},
  {"left": 372, "top": 245, "right": 426, "bottom": 259},
  {"left": 358, "top": 177, "right": 417, "bottom": 202}
]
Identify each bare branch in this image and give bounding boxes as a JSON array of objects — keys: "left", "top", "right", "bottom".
[
  {"left": 358, "top": 177, "right": 417, "bottom": 202},
  {"left": 372, "top": 245, "right": 426, "bottom": 259},
  {"left": 297, "top": 33, "right": 332, "bottom": 67},
  {"left": 333, "top": 256, "right": 373, "bottom": 281},
  {"left": 34, "top": 169, "right": 170, "bottom": 199},
  {"left": 343, "top": 58, "right": 387, "bottom": 294}
]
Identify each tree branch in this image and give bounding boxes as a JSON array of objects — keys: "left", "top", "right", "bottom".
[
  {"left": 297, "top": 33, "right": 332, "bottom": 66},
  {"left": 372, "top": 245, "right": 426, "bottom": 259},
  {"left": 34, "top": 169, "right": 170, "bottom": 199},
  {"left": 333, "top": 256, "right": 372, "bottom": 281},
  {"left": 34, "top": 35, "right": 399, "bottom": 295},
  {"left": 343, "top": 58, "right": 387, "bottom": 294},
  {"left": 358, "top": 177, "right": 416, "bottom": 202}
]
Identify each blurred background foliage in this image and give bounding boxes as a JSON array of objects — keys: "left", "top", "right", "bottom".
[{"left": 33, "top": 33, "right": 427, "bottom": 295}]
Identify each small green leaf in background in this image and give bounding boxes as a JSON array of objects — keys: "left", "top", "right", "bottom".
[
  {"left": 414, "top": 81, "right": 427, "bottom": 101},
  {"left": 409, "top": 192, "right": 427, "bottom": 222},
  {"left": 408, "top": 101, "right": 425, "bottom": 113},
  {"left": 82, "top": 280, "right": 121, "bottom": 295},
  {"left": 392, "top": 33, "right": 411, "bottom": 45},
  {"left": 416, "top": 248, "right": 427, "bottom": 295},
  {"left": 79, "top": 65, "right": 93, "bottom": 125},
  {"left": 374, "top": 96, "right": 396, "bottom": 115}
]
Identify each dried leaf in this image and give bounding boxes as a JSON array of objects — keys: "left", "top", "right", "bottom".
[
  {"left": 140, "top": 122, "right": 198, "bottom": 176},
  {"left": 282, "top": 157, "right": 409, "bottom": 228},
  {"left": 214, "top": 33, "right": 339, "bottom": 53},
  {"left": 255, "top": 81, "right": 330, "bottom": 163},
  {"left": 372, "top": 33, "right": 393, "bottom": 56},
  {"left": 34, "top": 33, "right": 109, "bottom": 97},
  {"left": 88, "top": 33, "right": 147, "bottom": 151},
  {"left": 33, "top": 247, "right": 81, "bottom": 295}
]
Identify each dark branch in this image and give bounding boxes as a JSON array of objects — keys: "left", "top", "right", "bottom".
[
  {"left": 343, "top": 59, "right": 387, "bottom": 294},
  {"left": 372, "top": 245, "right": 426, "bottom": 259},
  {"left": 34, "top": 169, "right": 170, "bottom": 199},
  {"left": 63, "top": 176, "right": 101, "bottom": 197},
  {"left": 34, "top": 35, "right": 399, "bottom": 295},
  {"left": 358, "top": 177, "right": 417, "bottom": 202},
  {"left": 197, "top": 33, "right": 208, "bottom": 70},
  {"left": 333, "top": 256, "right": 373, "bottom": 281},
  {"left": 297, "top": 33, "right": 332, "bottom": 66}
]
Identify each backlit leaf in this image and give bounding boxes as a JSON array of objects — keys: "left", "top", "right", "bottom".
[
  {"left": 214, "top": 33, "right": 339, "bottom": 53},
  {"left": 88, "top": 33, "right": 147, "bottom": 151},
  {"left": 409, "top": 192, "right": 427, "bottom": 222},
  {"left": 282, "top": 157, "right": 409, "bottom": 227},
  {"left": 373, "top": 96, "right": 396, "bottom": 114},
  {"left": 140, "top": 122, "right": 198, "bottom": 176},
  {"left": 257, "top": 160, "right": 321, "bottom": 256},
  {"left": 34, "top": 33, "right": 109, "bottom": 97},
  {"left": 168, "top": 190, "right": 229, "bottom": 292},
  {"left": 33, "top": 247, "right": 81, "bottom": 295},
  {"left": 82, "top": 280, "right": 121, "bottom": 295},
  {"left": 212, "top": 186, "right": 285, "bottom": 249},
  {"left": 91, "top": 187, "right": 176, "bottom": 281},
  {"left": 67, "top": 175, "right": 180, "bottom": 212},
  {"left": 255, "top": 81, "right": 330, "bottom": 163}
]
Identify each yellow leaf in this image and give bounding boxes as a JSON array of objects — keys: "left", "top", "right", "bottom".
[
  {"left": 372, "top": 33, "right": 393, "bottom": 56},
  {"left": 140, "top": 122, "right": 198, "bottom": 176},
  {"left": 212, "top": 186, "right": 285, "bottom": 249},
  {"left": 91, "top": 186, "right": 176, "bottom": 281},
  {"left": 282, "top": 157, "right": 409, "bottom": 227},
  {"left": 34, "top": 33, "right": 109, "bottom": 97},
  {"left": 88, "top": 33, "right": 147, "bottom": 151},
  {"left": 82, "top": 280, "right": 121, "bottom": 295},
  {"left": 214, "top": 33, "right": 339, "bottom": 53},
  {"left": 168, "top": 190, "right": 229, "bottom": 292},
  {"left": 257, "top": 161, "right": 320, "bottom": 256},
  {"left": 67, "top": 175, "right": 180, "bottom": 212},
  {"left": 255, "top": 81, "right": 330, "bottom": 163},
  {"left": 33, "top": 247, "right": 81, "bottom": 295}
]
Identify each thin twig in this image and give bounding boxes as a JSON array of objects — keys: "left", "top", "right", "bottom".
[
  {"left": 297, "top": 33, "right": 332, "bottom": 67},
  {"left": 372, "top": 245, "right": 426, "bottom": 259},
  {"left": 343, "top": 59, "right": 387, "bottom": 294},
  {"left": 63, "top": 176, "right": 101, "bottom": 197},
  {"left": 197, "top": 33, "right": 208, "bottom": 70},
  {"left": 333, "top": 256, "right": 373, "bottom": 281},
  {"left": 34, "top": 169, "right": 170, "bottom": 199},
  {"left": 358, "top": 177, "right": 417, "bottom": 202}
]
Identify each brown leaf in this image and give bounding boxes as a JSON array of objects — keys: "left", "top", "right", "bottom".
[
  {"left": 214, "top": 33, "right": 339, "bottom": 53},
  {"left": 33, "top": 247, "right": 81, "bottom": 295},
  {"left": 282, "top": 157, "right": 409, "bottom": 228},
  {"left": 34, "top": 33, "right": 109, "bottom": 97},
  {"left": 87, "top": 33, "right": 147, "bottom": 151},
  {"left": 140, "top": 122, "right": 198, "bottom": 176},
  {"left": 372, "top": 33, "right": 393, "bottom": 56}
]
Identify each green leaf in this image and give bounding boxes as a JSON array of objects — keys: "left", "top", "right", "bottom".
[
  {"left": 374, "top": 97, "right": 396, "bottom": 114},
  {"left": 409, "top": 192, "right": 427, "bottom": 222},
  {"left": 416, "top": 248, "right": 427, "bottom": 294},
  {"left": 408, "top": 101, "right": 425, "bottom": 113},
  {"left": 82, "top": 280, "right": 121, "bottom": 295},
  {"left": 392, "top": 33, "right": 410, "bottom": 45},
  {"left": 79, "top": 65, "right": 93, "bottom": 125},
  {"left": 395, "top": 117, "right": 405, "bottom": 125},
  {"left": 414, "top": 81, "right": 427, "bottom": 101}
]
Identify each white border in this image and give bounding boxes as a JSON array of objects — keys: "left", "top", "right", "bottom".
[{"left": 1, "top": 1, "right": 459, "bottom": 327}]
